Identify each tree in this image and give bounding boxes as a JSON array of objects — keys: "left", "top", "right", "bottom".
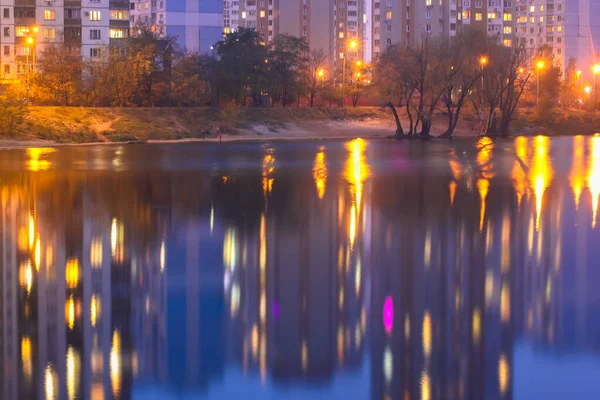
[
  {"left": 374, "top": 46, "right": 406, "bottom": 137},
  {"left": 562, "top": 57, "right": 581, "bottom": 108},
  {"left": 34, "top": 41, "right": 83, "bottom": 105},
  {"left": 439, "top": 30, "right": 487, "bottom": 137},
  {"left": 170, "top": 53, "right": 207, "bottom": 106},
  {"left": 479, "top": 44, "right": 532, "bottom": 136},
  {"left": 535, "top": 45, "right": 562, "bottom": 110},
  {"left": 214, "top": 28, "right": 268, "bottom": 106},
  {"left": 346, "top": 61, "right": 371, "bottom": 107},
  {"left": 268, "top": 34, "right": 309, "bottom": 106},
  {"left": 0, "top": 85, "right": 27, "bottom": 136},
  {"left": 302, "top": 48, "right": 327, "bottom": 108}
]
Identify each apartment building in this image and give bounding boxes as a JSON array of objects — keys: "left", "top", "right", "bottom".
[
  {"left": 223, "top": 1, "right": 366, "bottom": 77},
  {"left": 514, "top": 0, "right": 600, "bottom": 78},
  {"left": 129, "top": 0, "right": 222, "bottom": 52},
  {"left": 0, "top": 0, "right": 131, "bottom": 81}
]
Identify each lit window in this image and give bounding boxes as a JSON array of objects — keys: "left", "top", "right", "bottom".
[
  {"left": 475, "top": 13, "right": 482, "bottom": 21},
  {"left": 426, "top": 0, "right": 432, "bottom": 5},
  {"left": 44, "top": 10, "right": 55, "bottom": 20},
  {"left": 557, "top": 25, "right": 562, "bottom": 32},
  {"left": 386, "top": 11, "right": 392, "bottom": 19},
  {"left": 463, "top": 11, "right": 470, "bottom": 19},
  {"left": 539, "top": 5, "right": 544, "bottom": 11},
  {"left": 487, "top": 12, "right": 496, "bottom": 19},
  {"left": 339, "top": 32, "right": 344, "bottom": 38},
  {"left": 110, "top": 10, "right": 129, "bottom": 20},
  {"left": 89, "top": 10, "right": 101, "bottom": 21},
  {"left": 242, "top": 11, "right": 246, "bottom": 18},
  {"left": 503, "top": 13, "right": 512, "bottom": 21},
  {"left": 503, "top": 26, "right": 512, "bottom": 34},
  {"left": 145, "top": 1, "right": 149, "bottom": 9},
  {"left": 260, "top": 10, "right": 265, "bottom": 18},
  {"left": 15, "top": 26, "right": 30, "bottom": 37},
  {"left": 109, "top": 28, "right": 127, "bottom": 39},
  {"left": 539, "top": 16, "right": 544, "bottom": 22},
  {"left": 224, "top": 27, "right": 231, "bottom": 34},
  {"left": 529, "top": 6, "right": 534, "bottom": 12},
  {"left": 43, "top": 28, "right": 56, "bottom": 39}
]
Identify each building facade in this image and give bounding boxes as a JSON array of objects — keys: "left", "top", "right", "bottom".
[{"left": 129, "top": 0, "right": 222, "bottom": 52}]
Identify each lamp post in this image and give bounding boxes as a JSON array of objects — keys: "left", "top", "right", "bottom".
[
  {"left": 479, "top": 56, "right": 487, "bottom": 133},
  {"left": 536, "top": 61, "right": 544, "bottom": 107},
  {"left": 342, "top": 40, "right": 358, "bottom": 108},
  {"left": 318, "top": 68, "right": 325, "bottom": 87}
]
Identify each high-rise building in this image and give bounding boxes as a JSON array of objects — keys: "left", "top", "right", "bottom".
[
  {"left": 222, "top": 0, "right": 367, "bottom": 74},
  {"left": 514, "top": 0, "right": 599, "bottom": 78},
  {"left": 0, "top": 1, "right": 132, "bottom": 81},
  {"left": 129, "top": 0, "right": 222, "bottom": 52}
]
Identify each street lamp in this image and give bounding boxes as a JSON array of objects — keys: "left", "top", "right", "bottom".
[
  {"left": 593, "top": 64, "right": 600, "bottom": 105},
  {"left": 536, "top": 61, "right": 544, "bottom": 107},
  {"left": 318, "top": 68, "right": 325, "bottom": 86},
  {"left": 479, "top": 56, "right": 487, "bottom": 134},
  {"left": 342, "top": 40, "right": 358, "bottom": 107}
]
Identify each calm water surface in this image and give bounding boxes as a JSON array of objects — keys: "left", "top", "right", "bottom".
[{"left": 1, "top": 137, "right": 599, "bottom": 400}]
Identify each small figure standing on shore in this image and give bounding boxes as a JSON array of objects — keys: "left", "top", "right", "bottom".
[
  {"left": 217, "top": 131, "right": 223, "bottom": 142},
  {"left": 201, "top": 130, "right": 206, "bottom": 140}
]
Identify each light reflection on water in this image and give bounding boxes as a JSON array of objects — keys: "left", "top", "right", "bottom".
[{"left": 1, "top": 136, "right": 600, "bottom": 400}]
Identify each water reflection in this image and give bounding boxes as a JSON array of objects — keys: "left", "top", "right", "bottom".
[{"left": 1, "top": 137, "right": 600, "bottom": 400}]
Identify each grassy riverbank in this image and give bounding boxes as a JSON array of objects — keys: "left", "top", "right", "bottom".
[
  {"left": 8, "top": 106, "right": 389, "bottom": 143},
  {"left": 2, "top": 106, "right": 599, "bottom": 145}
]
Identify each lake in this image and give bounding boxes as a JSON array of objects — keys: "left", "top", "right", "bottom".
[{"left": 1, "top": 136, "right": 599, "bottom": 400}]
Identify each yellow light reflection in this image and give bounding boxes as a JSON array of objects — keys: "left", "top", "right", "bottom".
[
  {"left": 512, "top": 137, "right": 528, "bottom": 209},
  {"left": 65, "top": 258, "right": 79, "bottom": 289},
  {"left": 19, "top": 261, "right": 33, "bottom": 294},
  {"left": 449, "top": 181, "right": 457, "bottom": 206},
  {"left": 349, "top": 205, "right": 356, "bottom": 248},
  {"left": 160, "top": 240, "right": 166, "bottom": 272},
  {"left": 498, "top": 353, "right": 509, "bottom": 395},
  {"left": 477, "top": 137, "right": 495, "bottom": 231},
  {"left": 313, "top": 147, "right": 328, "bottom": 199},
  {"left": 477, "top": 179, "right": 490, "bottom": 231},
  {"left": 420, "top": 371, "right": 431, "bottom": 400},
  {"left": 27, "top": 148, "right": 56, "bottom": 171},
  {"left": 588, "top": 136, "right": 600, "bottom": 228},
  {"left": 472, "top": 308, "right": 481, "bottom": 345},
  {"left": 22, "top": 336, "right": 32, "bottom": 379},
  {"left": 91, "top": 295, "right": 101, "bottom": 327},
  {"left": 251, "top": 324, "right": 259, "bottom": 359},
  {"left": 110, "top": 330, "right": 121, "bottom": 397},
  {"left": 110, "top": 218, "right": 124, "bottom": 262},
  {"left": 501, "top": 283, "right": 511, "bottom": 323},
  {"left": 34, "top": 236, "right": 41, "bottom": 270},
  {"left": 570, "top": 136, "right": 585, "bottom": 210},
  {"left": 66, "top": 296, "right": 75, "bottom": 330},
  {"left": 91, "top": 238, "right": 102, "bottom": 268},
  {"left": 262, "top": 148, "right": 275, "bottom": 196},
  {"left": 29, "top": 215, "right": 35, "bottom": 249},
  {"left": 422, "top": 311, "right": 432, "bottom": 358},
  {"left": 45, "top": 364, "right": 58, "bottom": 400},
  {"left": 344, "top": 138, "right": 370, "bottom": 212},
  {"left": 66, "top": 346, "right": 81, "bottom": 400},
  {"left": 223, "top": 228, "right": 237, "bottom": 271},
  {"left": 529, "top": 136, "right": 552, "bottom": 231}
]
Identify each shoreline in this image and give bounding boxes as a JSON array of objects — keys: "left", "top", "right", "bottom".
[{"left": 0, "top": 106, "right": 599, "bottom": 149}]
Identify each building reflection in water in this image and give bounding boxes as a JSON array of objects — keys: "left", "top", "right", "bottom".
[{"left": 0, "top": 136, "right": 599, "bottom": 399}]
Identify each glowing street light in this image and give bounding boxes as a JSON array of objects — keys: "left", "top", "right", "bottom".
[
  {"left": 318, "top": 68, "right": 325, "bottom": 86},
  {"left": 479, "top": 56, "right": 487, "bottom": 134},
  {"left": 585, "top": 86, "right": 592, "bottom": 95},
  {"left": 480, "top": 56, "right": 488, "bottom": 66},
  {"left": 536, "top": 61, "right": 544, "bottom": 107},
  {"left": 32, "top": 26, "right": 39, "bottom": 34},
  {"left": 593, "top": 64, "right": 600, "bottom": 104},
  {"left": 356, "top": 60, "right": 362, "bottom": 67},
  {"left": 576, "top": 70, "right": 582, "bottom": 80}
]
